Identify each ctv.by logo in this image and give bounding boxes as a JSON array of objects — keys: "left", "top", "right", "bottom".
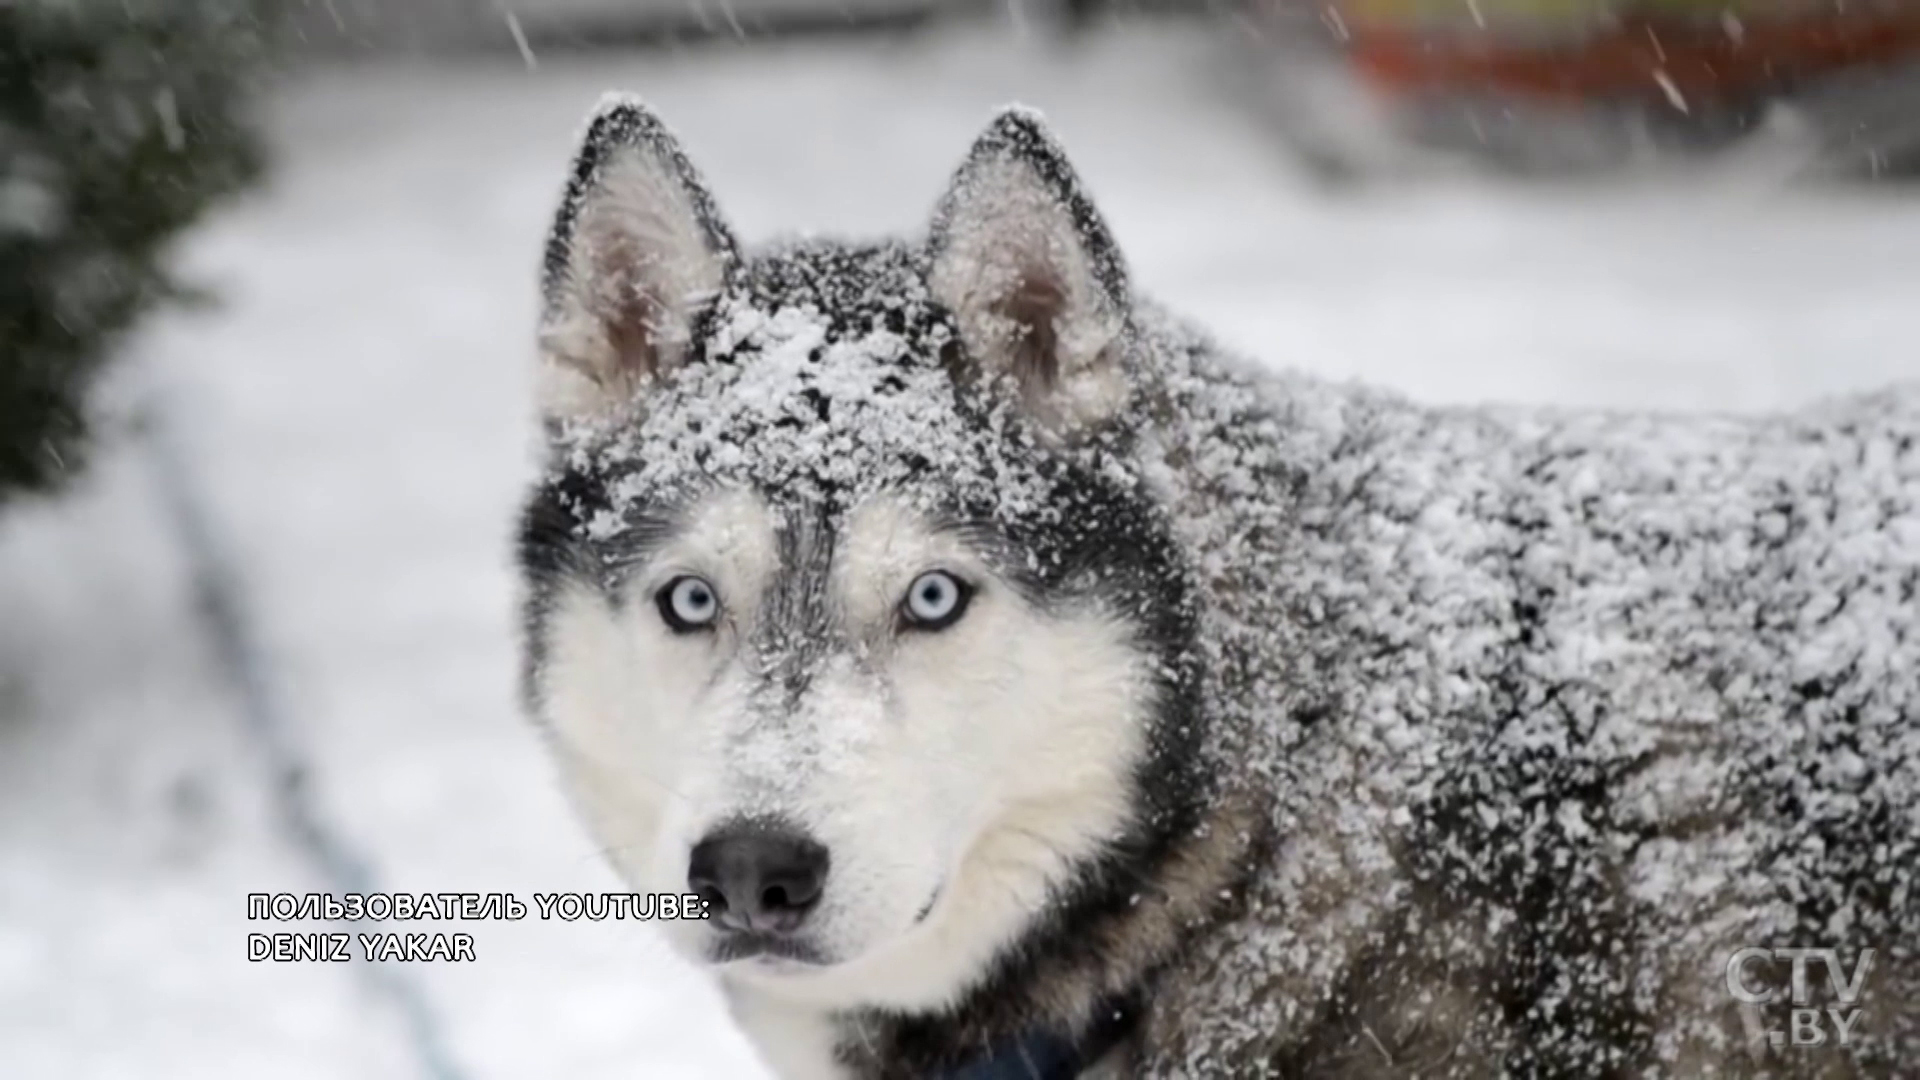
[{"left": 1726, "top": 947, "right": 1873, "bottom": 1053}]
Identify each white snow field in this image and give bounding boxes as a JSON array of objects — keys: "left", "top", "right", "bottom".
[{"left": 2, "top": 19, "right": 1918, "bottom": 1080}]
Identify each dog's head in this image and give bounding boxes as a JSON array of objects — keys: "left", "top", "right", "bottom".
[{"left": 519, "top": 99, "right": 1198, "bottom": 1011}]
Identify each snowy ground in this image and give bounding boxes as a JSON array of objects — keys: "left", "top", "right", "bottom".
[{"left": 3, "top": 19, "right": 1918, "bottom": 1080}]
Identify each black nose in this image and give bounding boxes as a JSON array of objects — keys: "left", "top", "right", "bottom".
[{"left": 687, "top": 823, "right": 829, "bottom": 935}]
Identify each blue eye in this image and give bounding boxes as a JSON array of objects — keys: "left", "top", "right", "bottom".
[
  {"left": 901, "top": 571, "right": 971, "bottom": 631},
  {"left": 658, "top": 575, "right": 719, "bottom": 632}
]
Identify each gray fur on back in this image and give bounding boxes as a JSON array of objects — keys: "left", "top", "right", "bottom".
[{"left": 1136, "top": 307, "right": 1920, "bottom": 1077}]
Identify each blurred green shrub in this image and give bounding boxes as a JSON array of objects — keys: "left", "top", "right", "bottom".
[{"left": 1, "top": 0, "right": 273, "bottom": 503}]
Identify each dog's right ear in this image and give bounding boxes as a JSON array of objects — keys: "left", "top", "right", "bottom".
[
  {"left": 927, "top": 108, "right": 1133, "bottom": 440},
  {"left": 538, "top": 96, "right": 737, "bottom": 421}
]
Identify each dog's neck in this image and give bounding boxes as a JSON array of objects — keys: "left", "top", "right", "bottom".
[{"left": 931, "top": 995, "right": 1139, "bottom": 1080}]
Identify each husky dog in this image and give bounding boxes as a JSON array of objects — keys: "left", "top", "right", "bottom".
[{"left": 517, "top": 96, "right": 1920, "bottom": 1079}]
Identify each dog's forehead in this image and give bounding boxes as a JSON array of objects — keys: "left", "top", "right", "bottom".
[
  {"left": 558, "top": 241, "right": 1063, "bottom": 541},
  {"left": 729, "top": 240, "right": 938, "bottom": 336}
]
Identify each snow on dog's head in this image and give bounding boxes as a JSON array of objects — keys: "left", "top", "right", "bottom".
[{"left": 518, "top": 98, "right": 1200, "bottom": 1009}]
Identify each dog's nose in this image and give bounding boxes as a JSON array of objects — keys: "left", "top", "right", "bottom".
[{"left": 687, "top": 823, "right": 829, "bottom": 934}]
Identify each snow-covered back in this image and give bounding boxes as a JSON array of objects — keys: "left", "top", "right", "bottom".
[{"left": 1143, "top": 308, "right": 1919, "bottom": 1072}]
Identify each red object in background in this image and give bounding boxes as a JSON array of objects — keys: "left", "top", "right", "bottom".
[{"left": 1347, "top": 7, "right": 1920, "bottom": 105}]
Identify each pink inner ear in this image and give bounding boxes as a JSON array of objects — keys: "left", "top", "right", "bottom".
[
  {"left": 590, "top": 237, "right": 671, "bottom": 390},
  {"left": 996, "top": 267, "right": 1067, "bottom": 395}
]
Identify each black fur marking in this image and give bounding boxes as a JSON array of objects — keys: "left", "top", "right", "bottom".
[{"left": 752, "top": 509, "right": 839, "bottom": 716}]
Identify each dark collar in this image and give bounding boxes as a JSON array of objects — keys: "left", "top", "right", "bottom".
[{"left": 938, "top": 998, "right": 1137, "bottom": 1080}]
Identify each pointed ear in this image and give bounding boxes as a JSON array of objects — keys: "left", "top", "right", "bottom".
[
  {"left": 538, "top": 96, "right": 737, "bottom": 420},
  {"left": 928, "top": 107, "right": 1133, "bottom": 437}
]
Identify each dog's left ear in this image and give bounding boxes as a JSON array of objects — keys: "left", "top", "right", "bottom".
[{"left": 928, "top": 108, "right": 1132, "bottom": 437}]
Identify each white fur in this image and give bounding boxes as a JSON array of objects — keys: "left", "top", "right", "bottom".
[
  {"left": 533, "top": 491, "right": 1155, "bottom": 1079},
  {"left": 725, "top": 988, "right": 848, "bottom": 1080}
]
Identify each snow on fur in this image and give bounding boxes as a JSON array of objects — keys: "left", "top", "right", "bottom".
[
  {"left": 1141, "top": 307, "right": 1919, "bottom": 1074},
  {"left": 549, "top": 239, "right": 1079, "bottom": 544}
]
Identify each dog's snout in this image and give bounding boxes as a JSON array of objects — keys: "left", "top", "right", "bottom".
[{"left": 687, "top": 823, "right": 829, "bottom": 935}]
